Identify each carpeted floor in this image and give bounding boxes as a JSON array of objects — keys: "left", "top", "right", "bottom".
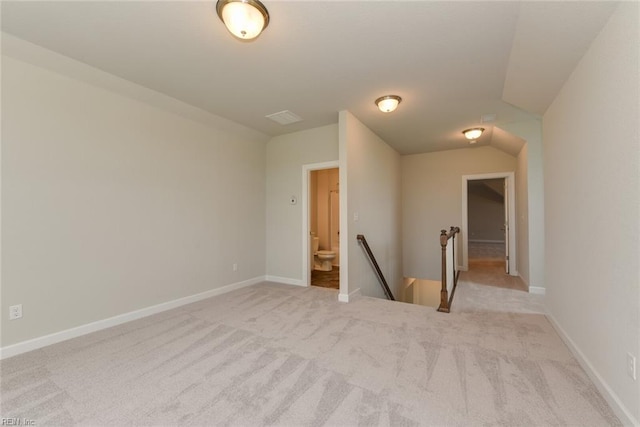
[
  {"left": 465, "top": 260, "right": 528, "bottom": 292},
  {"left": 455, "top": 269, "right": 546, "bottom": 315},
  {"left": 468, "top": 241, "right": 505, "bottom": 261},
  {"left": 0, "top": 282, "right": 620, "bottom": 426}
]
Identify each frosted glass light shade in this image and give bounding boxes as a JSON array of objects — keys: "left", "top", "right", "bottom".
[
  {"left": 375, "top": 95, "right": 402, "bottom": 113},
  {"left": 462, "top": 128, "right": 484, "bottom": 140},
  {"left": 217, "top": 0, "right": 270, "bottom": 40}
]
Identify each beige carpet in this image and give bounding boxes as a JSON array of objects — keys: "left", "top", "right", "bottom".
[
  {"left": 455, "top": 267, "right": 547, "bottom": 315},
  {"left": 468, "top": 241, "right": 505, "bottom": 261},
  {"left": 464, "top": 260, "right": 529, "bottom": 292},
  {"left": 1, "top": 282, "right": 620, "bottom": 426}
]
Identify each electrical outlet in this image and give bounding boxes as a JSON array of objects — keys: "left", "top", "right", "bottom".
[
  {"left": 233, "top": 263, "right": 238, "bottom": 272},
  {"left": 627, "top": 353, "right": 637, "bottom": 380},
  {"left": 9, "top": 304, "right": 23, "bottom": 320}
]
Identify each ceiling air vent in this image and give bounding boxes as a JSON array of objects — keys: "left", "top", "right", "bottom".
[
  {"left": 481, "top": 113, "right": 496, "bottom": 123},
  {"left": 265, "top": 110, "right": 303, "bottom": 125}
]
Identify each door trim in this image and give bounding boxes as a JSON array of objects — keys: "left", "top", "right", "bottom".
[
  {"left": 461, "top": 172, "right": 517, "bottom": 276},
  {"left": 302, "top": 161, "right": 340, "bottom": 286}
]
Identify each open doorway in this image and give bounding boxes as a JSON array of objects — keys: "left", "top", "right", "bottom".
[
  {"left": 302, "top": 161, "right": 340, "bottom": 289},
  {"left": 467, "top": 178, "right": 507, "bottom": 272},
  {"left": 461, "top": 172, "right": 517, "bottom": 275},
  {"left": 462, "top": 172, "right": 525, "bottom": 291},
  {"left": 309, "top": 168, "right": 339, "bottom": 289}
]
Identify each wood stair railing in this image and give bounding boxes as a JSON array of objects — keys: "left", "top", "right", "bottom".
[
  {"left": 356, "top": 234, "right": 395, "bottom": 301},
  {"left": 437, "top": 226, "right": 460, "bottom": 313}
]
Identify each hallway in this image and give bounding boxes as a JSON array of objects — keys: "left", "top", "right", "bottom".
[
  {"left": 467, "top": 241, "right": 527, "bottom": 292},
  {"left": 455, "top": 265, "right": 545, "bottom": 315},
  {"left": 401, "top": 244, "right": 531, "bottom": 311},
  {"left": 465, "top": 260, "right": 528, "bottom": 292}
]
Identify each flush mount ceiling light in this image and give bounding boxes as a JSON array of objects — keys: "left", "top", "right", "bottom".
[
  {"left": 462, "top": 127, "right": 485, "bottom": 141},
  {"left": 375, "top": 95, "right": 402, "bottom": 113},
  {"left": 216, "top": 0, "right": 270, "bottom": 40}
]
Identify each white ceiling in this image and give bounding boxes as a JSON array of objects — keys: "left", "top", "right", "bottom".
[{"left": 1, "top": 1, "right": 618, "bottom": 155}]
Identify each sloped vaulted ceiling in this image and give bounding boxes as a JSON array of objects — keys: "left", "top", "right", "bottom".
[
  {"left": 1, "top": 1, "right": 619, "bottom": 155},
  {"left": 502, "top": 1, "right": 619, "bottom": 116}
]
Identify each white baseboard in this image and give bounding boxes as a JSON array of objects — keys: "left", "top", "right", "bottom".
[
  {"left": 265, "top": 275, "right": 305, "bottom": 287},
  {"left": 339, "top": 287, "right": 361, "bottom": 303},
  {"left": 528, "top": 286, "right": 546, "bottom": 295},
  {"left": 547, "top": 314, "right": 638, "bottom": 427},
  {"left": 520, "top": 275, "right": 543, "bottom": 295},
  {"left": 0, "top": 276, "right": 264, "bottom": 360}
]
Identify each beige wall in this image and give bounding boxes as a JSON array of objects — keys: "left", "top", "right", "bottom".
[
  {"left": 402, "top": 146, "right": 516, "bottom": 280},
  {"left": 265, "top": 124, "right": 339, "bottom": 283},
  {"left": 543, "top": 2, "right": 639, "bottom": 423},
  {"left": 500, "top": 120, "right": 544, "bottom": 290},
  {"left": 515, "top": 143, "right": 530, "bottom": 286},
  {"left": 1, "top": 46, "right": 268, "bottom": 346},
  {"left": 340, "top": 111, "right": 402, "bottom": 300}
]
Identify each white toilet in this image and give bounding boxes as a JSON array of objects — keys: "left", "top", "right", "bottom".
[{"left": 312, "top": 236, "right": 336, "bottom": 271}]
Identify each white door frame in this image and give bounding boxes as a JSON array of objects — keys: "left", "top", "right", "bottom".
[
  {"left": 302, "top": 161, "right": 340, "bottom": 286},
  {"left": 461, "top": 172, "right": 517, "bottom": 276}
]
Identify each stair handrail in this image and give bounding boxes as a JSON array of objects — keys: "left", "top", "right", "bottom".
[
  {"left": 356, "top": 234, "right": 395, "bottom": 300},
  {"left": 437, "top": 226, "right": 460, "bottom": 313}
]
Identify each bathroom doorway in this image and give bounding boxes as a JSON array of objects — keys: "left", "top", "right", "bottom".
[{"left": 302, "top": 162, "right": 340, "bottom": 289}]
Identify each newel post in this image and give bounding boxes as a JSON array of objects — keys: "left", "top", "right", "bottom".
[{"left": 437, "top": 229, "right": 450, "bottom": 313}]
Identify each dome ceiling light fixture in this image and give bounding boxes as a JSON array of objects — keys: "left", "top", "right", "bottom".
[
  {"left": 462, "top": 127, "right": 485, "bottom": 142},
  {"left": 375, "top": 95, "right": 402, "bottom": 113},
  {"left": 216, "top": 0, "right": 270, "bottom": 40}
]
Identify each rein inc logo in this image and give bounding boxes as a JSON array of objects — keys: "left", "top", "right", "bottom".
[{"left": 1, "top": 419, "right": 35, "bottom": 426}]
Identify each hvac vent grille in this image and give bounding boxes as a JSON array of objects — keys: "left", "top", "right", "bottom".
[{"left": 265, "top": 110, "right": 303, "bottom": 125}]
